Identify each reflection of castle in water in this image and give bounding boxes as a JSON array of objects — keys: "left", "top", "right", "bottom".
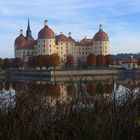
[{"left": 0, "top": 79, "right": 140, "bottom": 103}]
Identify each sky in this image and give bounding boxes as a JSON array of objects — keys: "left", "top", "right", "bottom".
[{"left": 0, "top": 0, "right": 140, "bottom": 58}]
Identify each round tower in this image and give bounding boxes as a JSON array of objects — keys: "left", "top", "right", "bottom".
[
  {"left": 37, "top": 20, "right": 55, "bottom": 55},
  {"left": 93, "top": 24, "right": 109, "bottom": 56}
]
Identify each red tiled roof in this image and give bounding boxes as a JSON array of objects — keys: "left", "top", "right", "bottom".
[
  {"left": 69, "top": 36, "right": 75, "bottom": 42},
  {"left": 55, "top": 34, "right": 75, "bottom": 44},
  {"left": 93, "top": 30, "right": 109, "bottom": 41},
  {"left": 122, "top": 58, "right": 138, "bottom": 64},
  {"left": 15, "top": 40, "right": 35, "bottom": 50},
  {"left": 38, "top": 25, "right": 55, "bottom": 39},
  {"left": 76, "top": 38, "right": 93, "bottom": 46},
  {"left": 56, "top": 34, "right": 70, "bottom": 42},
  {"left": 15, "top": 34, "right": 26, "bottom": 45}
]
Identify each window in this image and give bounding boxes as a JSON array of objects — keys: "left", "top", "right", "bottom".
[
  {"left": 44, "top": 45, "right": 45, "bottom": 47},
  {"left": 100, "top": 42, "right": 102, "bottom": 44},
  {"left": 61, "top": 43, "right": 63, "bottom": 45},
  {"left": 100, "top": 46, "right": 102, "bottom": 49}
]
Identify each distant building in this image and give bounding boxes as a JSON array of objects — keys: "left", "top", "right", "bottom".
[
  {"left": 121, "top": 56, "right": 138, "bottom": 69},
  {"left": 14, "top": 19, "right": 110, "bottom": 65}
]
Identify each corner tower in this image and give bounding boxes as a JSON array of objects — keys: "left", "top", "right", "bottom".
[
  {"left": 93, "top": 24, "right": 109, "bottom": 55},
  {"left": 37, "top": 20, "right": 55, "bottom": 55}
]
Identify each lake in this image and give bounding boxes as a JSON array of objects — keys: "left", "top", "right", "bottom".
[{"left": 0, "top": 73, "right": 140, "bottom": 106}]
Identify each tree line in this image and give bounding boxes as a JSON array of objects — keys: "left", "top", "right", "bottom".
[
  {"left": 1, "top": 53, "right": 140, "bottom": 69},
  {"left": 0, "top": 57, "right": 23, "bottom": 69}
]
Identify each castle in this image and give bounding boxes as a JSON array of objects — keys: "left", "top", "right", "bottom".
[{"left": 14, "top": 19, "right": 109, "bottom": 65}]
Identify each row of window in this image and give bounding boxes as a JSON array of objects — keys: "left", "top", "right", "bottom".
[
  {"left": 60, "top": 42, "right": 74, "bottom": 46},
  {"left": 95, "top": 42, "right": 108, "bottom": 45},
  {"left": 94, "top": 51, "right": 108, "bottom": 54},
  {"left": 38, "top": 39, "right": 54, "bottom": 43},
  {"left": 72, "top": 52, "right": 89, "bottom": 55},
  {"left": 23, "top": 51, "right": 33, "bottom": 55},
  {"left": 94, "top": 46, "right": 108, "bottom": 49},
  {"left": 78, "top": 47, "right": 91, "bottom": 50}
]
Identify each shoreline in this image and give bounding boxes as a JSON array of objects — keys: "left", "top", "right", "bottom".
[{"left": 3, "top": 68, "right": 139, "bottom": 82}]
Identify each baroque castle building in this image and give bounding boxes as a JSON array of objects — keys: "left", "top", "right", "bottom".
[{"left": 14, "top": 19, "right": 109, "bottom": 65}]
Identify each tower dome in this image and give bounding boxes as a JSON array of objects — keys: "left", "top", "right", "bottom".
[
  {"left": 38, "top": 20, "right": 55, "bottom": 39},
  {"left": 15, "top": 29, "right": 26, "bottom": 45},
  {"left": 93, "top": 24, "right": 109, "bottom": 41}
]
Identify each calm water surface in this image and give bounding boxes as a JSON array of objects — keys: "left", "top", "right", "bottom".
[{"left": 0, "top": 75, "right": 140, "bottom": 105}]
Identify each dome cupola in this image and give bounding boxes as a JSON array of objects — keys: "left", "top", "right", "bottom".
[
  {"left": 93, "top": 24, "right": 109, "bottom": 41},
  {"left": 38, "top": 20, "right": 55, "bottom": 39},
  {"left": 15, "top": 29, "right": 26, "bottom": 45}
]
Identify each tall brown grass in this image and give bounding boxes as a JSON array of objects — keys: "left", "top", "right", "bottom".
[{"left": 0, "top": 81, "right": 140, "bottom": 140}]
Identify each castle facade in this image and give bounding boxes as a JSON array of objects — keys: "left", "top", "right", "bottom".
[{"left": 14, "top": 19, "right": 109, "bottom": 65}]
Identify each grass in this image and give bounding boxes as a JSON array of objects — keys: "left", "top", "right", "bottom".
[{"left": 0, "top": 81, "right": 140, "bottom": 140}]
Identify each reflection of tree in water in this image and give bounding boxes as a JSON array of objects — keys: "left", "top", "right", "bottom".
[
  {"left": 127, "top": 80, "right": 140, "bottom": 90},
  {"left": 86, "top": 81, "right": 114, "bottom": 96},
  {"left": 45, "top": 84, "right": 60, "bottom": 97},
  {"left": 0, "top": 82, "right": 4, "bottom": 90},
  {"left": 3, "top": 79, "right": 139, "bottom": 104},
  {"left": 67, "top": 85, "right": 75, "bottom": 96},
  {"left": 4, "top": 82, "right": 10, "bottom": 90},
  {"left": 12, "top": 81, "right": 26, "bottom": 94},
  {"left": 24, "top": 82, "right": 61, "bottom": 98},
  {"left": 104, "top": 82, "right": 114, "bottom": 94},
  {"left": 86, "top": 83, "right": 96, "bottom": 96},
  {"left": 96, "top": 82, "right": 105, "bottom": 95}
]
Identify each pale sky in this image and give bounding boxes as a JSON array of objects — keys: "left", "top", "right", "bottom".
[{"left": 0, "top": 0, "right": 140, "bottom": 58}]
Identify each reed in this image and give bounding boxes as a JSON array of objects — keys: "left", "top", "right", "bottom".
[{"left": 0, "top": 81, "right": 140, "bottom": 140}]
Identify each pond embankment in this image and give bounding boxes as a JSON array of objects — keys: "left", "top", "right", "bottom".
[
  {"left": 1, "top": 68, "right": 140, "bottom": 82},
  {"left": 8, "top": 69, "right": 124, "bottom": 81}
]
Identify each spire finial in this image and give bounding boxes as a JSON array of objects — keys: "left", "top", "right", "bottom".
[
  {"left": 26, "top": 17, "right": 33, "bottom": 40},
  {"left": 28, "top": 17, "right": 30, "bottom": 27},
  {"left": 20, "top": 29, "right": 23, "bottom": 35},
  {"left": 69, "top": 32, "right": 71, "bottom": 37},
  {"left": 44, "top": 20, "right": 48, "bottom": 26},
  {"left": 99, "top": 24, "right": 103, "bottom": 31}
]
